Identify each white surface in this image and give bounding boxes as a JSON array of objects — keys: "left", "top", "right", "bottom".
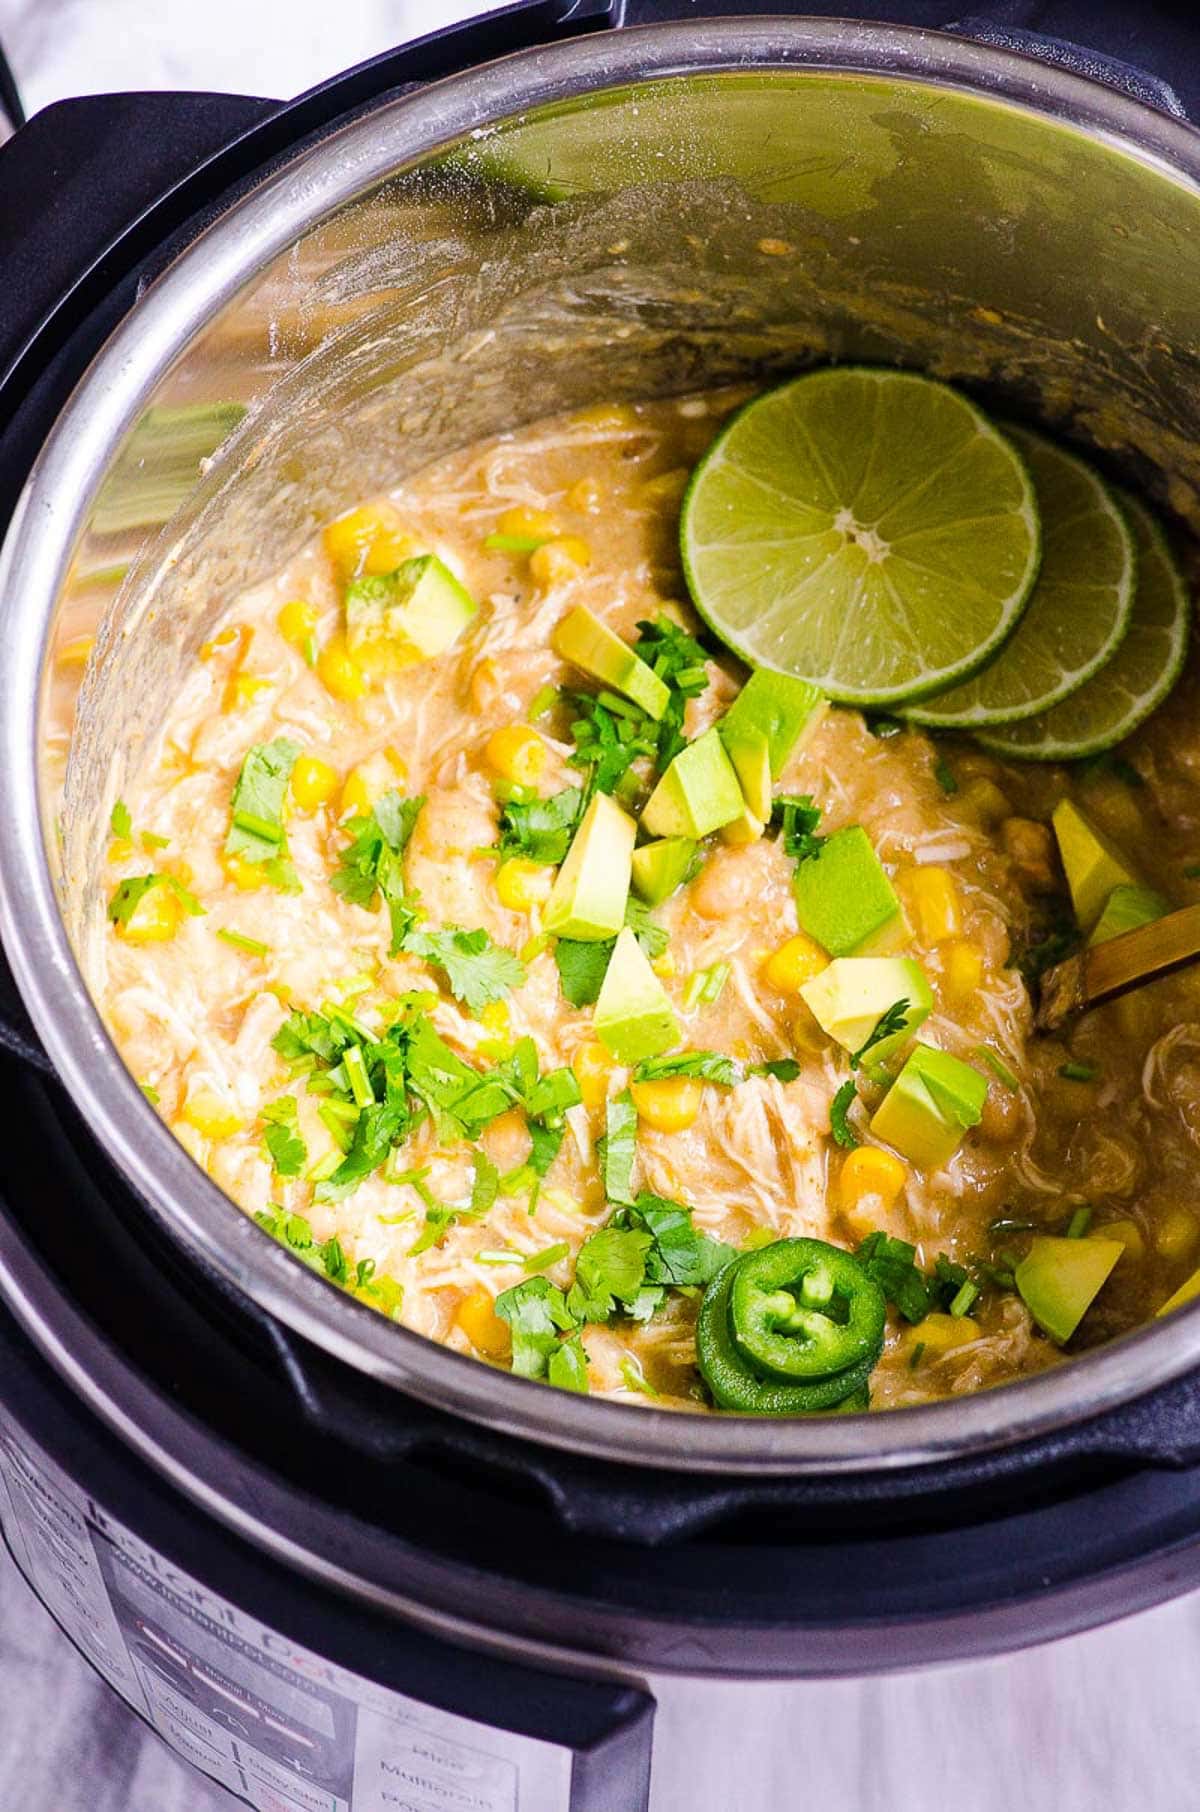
[{"left": 2, "top": 2, "right": 1200, "bottom": 1808}]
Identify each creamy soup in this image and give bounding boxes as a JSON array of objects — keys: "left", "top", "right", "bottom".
[{"left": 90, "top": 391, "right": 1200, "bottom": 1413}]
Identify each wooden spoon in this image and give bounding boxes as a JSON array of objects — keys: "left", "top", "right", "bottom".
[{"left": 1036, "top": 903, "right": 1200, "bottom": 1032}]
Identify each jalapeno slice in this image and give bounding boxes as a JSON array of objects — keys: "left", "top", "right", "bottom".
[
  {"left": 696, "top": 1239, "right": 885, "bottom": 1416},
  {"left": 729, "top": 1238, "right": 886, "bottom": 1381}
]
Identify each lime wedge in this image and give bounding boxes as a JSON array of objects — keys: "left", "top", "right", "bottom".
[
  {"left": 679, "top": 368, "right": 1041, "bottom": 707},
  {"left": 978, "top": 492, "right": 1190, "bottom": 761},
  {"left": 906, "top": 427, "right": 1135, "bottom": 728}
]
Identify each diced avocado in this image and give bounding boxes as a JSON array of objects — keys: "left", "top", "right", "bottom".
[
  {"left": 346, "top": 555, "right": 476, "bottom": 668},
  {"left": 1051, "top": 800, "right": 1140, "bottom": 933},
  {"left": 630, "top": 837, "right": 696, "bottom": 906},
  {"left": 1089, "top": 883, "right": 1169, "bottom": 947},
  {"left": 800, "top": 957, "right": 933, "bottom": 1069},
  {"left": 793, "top": 825, "right": 909, "bottom": 957},
  {"left": 719, "top": 671, "right": 826, "bottom": 816},
  {"left": 552, "top": 605, "right": 670, "bottom": 721},
  {"left": 1015, "top": 1235, "right": 1123, "bottom": 1343},
  {"left": 544, "top": 793, "right": 635, "bottom": 941},
  {"left": 719, "top": 801, "right": 766, "bottom": 847},
  {"left": 1157, "top": 1267, "right": 1200, "bottom": 1318},
  {"left": 640, "top": 728, "right": 745, "bottom": 840},
  {"left": 869, "top": 1042, "right": 987, "bottom": 1169},
  {"left": 593, "top": 926, "right": 679, "bottom": 1063}
]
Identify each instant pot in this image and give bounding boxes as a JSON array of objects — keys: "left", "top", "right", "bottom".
[{"left": 4, "top": 3, "right": 1200, "bottom": 1806}]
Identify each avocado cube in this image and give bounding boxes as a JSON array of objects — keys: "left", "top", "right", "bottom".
[
  {"left": 869, "top": 1043, "right": 988, "bottom": 1169},
  {"left": 719, "top": 669, "right": 826, "bottom": 816},
  {"left": 552, "top": 605, "right": 670, "bottom": 721},
  {"left": 630, "top": 837, "right": 696, "bottom": 906},
  {"left": 800, "top": 957, "right": 933, "bottom": 1069},
  {"left": 793, "top": 826, "right": 909, "bottom": 957},
  {"left": 1089, "top": 883, "right": 1169, "bottom": 947},
  {"left": 1051, "top": 800, "right": 1140, "bottom": 933},
  {"left": 641, "top": 728, "right": 745, "bottom": 840},
  {"left": 544, "top": 792, "right": 635, "bottom": 942},
  {"left": 1015, "top": 1235, "right": 1123, "bottom": 1343},
  {"left": 346, "top": 555, "right": 476, "bottom": 667},
  {"left": 593, "top": 926, "right": 679, "bottom": 1063},
  {"left": 1157, "top": 1267, "right": 1200, "bottom": 1318},
  {"left": 719, "top": 801, "right": 766, "bottom": 847}
]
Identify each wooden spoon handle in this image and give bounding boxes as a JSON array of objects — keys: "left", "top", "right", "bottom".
[{"left": 1037, "top": 903, "right": 1200, "bottom": 1032}]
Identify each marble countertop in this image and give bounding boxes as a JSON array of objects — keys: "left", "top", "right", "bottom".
[{"left": 2, "top": 2, "right": 1200, "bottom": 1808}]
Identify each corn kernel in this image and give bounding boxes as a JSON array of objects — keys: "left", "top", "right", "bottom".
[
  {"left": 941, "top": 940, "right": 984, "bottom": 1005},
  {"left": 57, "top": 633, "right": 96, "bottom": 667},
  {"left": 1156, "top": 1208, "right": 1198, "bottom": 1261},
  {"left": 904, "top": 866, "right": 963, "bottom": 945},
  {"left": 961, "top": 777, "right": 1012, "bottom": 825},
  {"left": 651, "top": 951, "right": 677, "bottom": 979},
  {"left": 384, "top": 745, "right": 409, "bottom": 784},
  {"left": 339, "top": 768, "right": 375, "bottom": 820},
  {"left": 114, "top": 880, "right": 183, "bottom": 944},
  {"left": 495, "top": 857, "right": 554, "bottom": 913},
  {"left": 323, "top": 502, "right": 414, "bottom": 579},
  {"left": 762, "top": 933, "right": 828, "bottom": 994},
  {"left": 478, "top": 1001, "right": 511, "bottom": 1037},
  {"left": 573, "top": 401, "right": 638, "bottom": 430},
  {"left": 221, "top": 852, "right": 270, "bottom": 892},
  {"left": 485, "top": 724, "right": 547, "bottom": 787},
  {"left": 529, "top": 537, "right": 591, "bottom": 589},
  {"left": 470, "top": 657, "right": 502, "bottom": 711},
  {"left": 498, "top": 505, "right": 559, "bottom": 540},
  {"left": 630, "top": 1076, "right": 705, "bottom": 1133},
  {"left": 200, "top": 624, "right": 244, "bottom": 661},
  {"left": 317, "top": 635, "right": 367, "bottom": 701},
  {"left": 566, "top": 477, "right": 603, "bottom": 514},
  {"left": 291, "top": 754, "right": 338, "bottom": 812},
  {"left": 277, "top": 599, "right": 317, "bottom": 646},
  {"left": 638, "top": 467, "right": 690, "bottom": 506},
  {"left": 905, "top": 1312, "right": 980, "bottom": 1356},
  {"left": 456, "top": 1285, "right": 512, "bottom": 1358},
  {"left": 224, "top": 672, "right": 273, "bottom": 711},
  {"left": 1102, "top": 1218, "right": 1145, "bottom": 1263},
  {"left": 107, "top": 837, "right": 133, "bottom": 865},
  {"left": 572, "top": 1041, "right": 615, "bottom": 1110},
  {"left": 180, "top": 1088, "right": 243, "bottom": 1140},
  {"left": 839, "top": 1145, "right": 908, "bottom": 1210}
]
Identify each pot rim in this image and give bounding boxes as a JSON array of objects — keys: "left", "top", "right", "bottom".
[{"left": 4, "top": 16, "right": 1200, "bottom": 1476}]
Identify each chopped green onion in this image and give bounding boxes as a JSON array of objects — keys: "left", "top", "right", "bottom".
[
  {"left": 699, "top": 961, "right": 730, "bottom": 1005},
  {"left": 318, "top": 1104, "right": 353, "bottom": 1152},
  {"left": 302, "top": 634, "right": 318, "bottom": 668},
  {"left": 306, "top": 1150, "right": 342, "bottom": 1184},
  {"left": 990, "top": 1214, "right": 1036, "bottom": 1236},
  {"left": 524, "top": 1241, "right": 571, "bottom": 1273},
  {"left": 975, "top": 1043, "right": 1019, "bottom": 1091},
  {"left": 1066, "top": 1205, "right": 1093, "bottom": 1239},
  {"left": 232, "top": 808, "right": 285, "bottom": 846},
  {"left": 909, "top": 1341, "right": 926, "bottom": 1370},
  {"left": 475, "top": 1248, "right": 525, "bottom": 1266},
  {"left": 519, "top": 931, "right": 551, "bottom": 965},
  {"left": 682, "top": 971, "right": 707, "bottom": 1012},
  {"left": 949, "top": 1279, "right": 979, "bottom": 1317},
  {"left": 933, "top": 756, "right": 959, "bottom": 796},
  {"left": 620, "top": 1356, "right": 659, "bottom": 1398},
  {"left": 483, "top": 531, "right": 549, "bottom": 554},
  {"left": 1058, "top": 1060, "right": 1098, "bottom": 1082},
  {"left": 140, "top": 1081, "right": 160, "bottom": 1106},
  {"left": 342, "top": 1044, "right": 375, "bottom": 1109},
  {"left": 528, "top": 683, "right": 559, "bottom": 720},
  {"left": 216, "top": 927, "right": 270, "bottom": 958}
]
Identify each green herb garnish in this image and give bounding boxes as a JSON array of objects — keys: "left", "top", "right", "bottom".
[
  {"left": 110, "top": 800, "right": 132, "bottom": 839},
  {"left": 1058, "top": 1060, "right": 1098, "bottom": 1082},
  {"left": 226, "top": 738, "right": 299, "bottom": 871},
  {"left": 108, "top": 872, "right": 205, "bottom": 927},
  {"left": 217, "top": 927, "right": 270, "bottom": 958},
  {"left": 498, "top": 786, "right": 583, "bottom": 865},
  {"left": 771, "top": 793, "right": 825, "bottom": 864},
  {"left": 599, "top": 1090, "right": 638, "bottom": 1205},
  {"left": 404, "top": 925, "right": 526, "bottom": 1015},
  {"left": 849, "top": 997, "right": 910, "bottom": 1070},
  {"left": 632, "top": 1050, "right": 738, "bottom": 1086},
  {"left": 830, "top": 1079, "right": 859, "bottom": 1149}
]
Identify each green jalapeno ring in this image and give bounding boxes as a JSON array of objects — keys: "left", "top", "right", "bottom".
[
  {"left": 728, "top": 1238, "right": 886, "bottom": 1383},
  {"left": 696, "top": 1261, "right": 878, "bottom": 1414}
]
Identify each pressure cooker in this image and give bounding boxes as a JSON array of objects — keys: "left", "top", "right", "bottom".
[{"left": 4, "top": 4, "right": 1200, "bottom": 1807}]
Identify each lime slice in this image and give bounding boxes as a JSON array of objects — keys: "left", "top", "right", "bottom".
[
  {"left": 977, "top": 492, "right": 1190, "bottom": 761},
  {"left": 906, "top": 427, "right": 1135, "bottom": 728},
  {"left": 680, "top": 369, "right": 1041, "bottom": 707}
]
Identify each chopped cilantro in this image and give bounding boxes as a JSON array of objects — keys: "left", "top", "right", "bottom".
[
  {"left": 632, "top": 1050, "right": 738, "bottom": 1086},
  {"left": 975, "top": 1043, "right": 1020, "bottom": 1091},
  {"left": 567, "top": 1226, "right": 654, "bottom": 1322},
  {"left": 599, "top": 1090, "right": 638, "bottom": 1205},
  {"left": 856, "top": 1232, "right": 933, "bottom": 1323},
  {"left": 1014, "top": 914, "right": 1081, "bottom": 987},
  {"left": 548, "top": 1334, "right": 590, "bottom": 1392},
  {"left": 850, "top": 997, "right": 911, "bottom": 1070},
  {"left": 498, "top": 786, "right": 583, "bottom": 865},
  {"left": 634, "top": 613, "right": 712, "bottom": 767},
  {"left": 226, "top": 739, "right": 299, "bottom": 866},
  {"left": 404, "top": 925, "right": 526, "bottom": 1014},
  {"left": 110, "top": 800, "right": 132, "bottom": 839},
  {"left": 331, "top": 790, "right": 425, "bottom": 952},
  {"left": 261, "top": 1098, "right": 307, "bottom": 1178},
  {"left": 554, "top": 937, "right": 612, "bottom": 1007},
  {"left": 621, "top": 1191, "right": 734, "bottom": 1289},
  {"left": 567, "top": 690, "right": 657, "bottom": 800},
  {"left": 830, "top": 1079, "right": 860, "bottom": 1149},
  {"left": 495, "top": 1276, "right": 578, "bottom": 1380},
  {"left": 470, "top": 1149, "right": 500, "bottom": 1214},
  {"left": 771, "top": 793, "right": 825, "bottom": 864},
  {"left": 932, "top": 755, "right": 959, "bottom": 796},
  {"left": 108, "top": 872, "right": 204, "bottom": 927},
  {"left": 746, "top": 1058, "right": 802, "bottom": 1083},
  {"left": 624, "top": 895, "right": 669, "bottom": 958}
]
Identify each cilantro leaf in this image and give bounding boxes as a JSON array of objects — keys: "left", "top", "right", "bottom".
[
  {"left": 567, "top": 1226, "right": 653, "bottom": 1323},
  {"left": 850, "top": 997, "right": 911, "bottom": 1070},
  {"left": 495, "top": 1276, "right": 578, "bottom": 1379},
  {"left": 622, "top": 1191, "right": 735, "bottom": 1288},
  {"left": 226, "top": 739, "right": 299, "bottom": 865},
  {"left": 470, "top": 1149, "right": 500, "bottom": 1214},
  {"left": 272, "top": 1009, "right": 352, "bottom": 1067},
  {"left": 830, "top": 1078, "right": 860, "bottom": 1149},
  {"left": 746, "top": 1058, "right": 802, "bottom": 1083},
  {"left": 316, "top": 1097, "right": 410, "bottom": 1201},
  {"left": 554, "top": 937, "right": 612, "bottom": 1007},
  {"left": 632, "top": 1050, "right": 738, "bottom": 1086},
  {"left": 771, "top": 793, "right": 825, "bottom": 864},
  {"left": 404, "top": 925, "right": 526, "bottom": 1015},
  {"left": 547, "top": 1334, "right": 590, "bottom": 1392},
  {"left": 634, "top": 614, "right": 712, "bottom": 768},
  {"left": 624, "top": 895, "right": 669, "bottom": 959},
  {"left": 110, "top": 800, "right": 132, "bottom": 839},
  {"left": 856, "top": 1232, "right": 932, "bottom": 1323},
  {"left": 599, "top": 1090, "right": 638, "bottom": 1205},
  {"left": 261, "top": 1098, "right": 307, "bottom": 1177},
  {"left": 108, "top": 872, "right": 205, "bottom": 927},
  {"left": 567, "top": 691, "right": 657, "bottom": 799},
  {"left": 331, "top": 790, "right": 425, "bottom": 953},
  {"left": 498, "top": 787, "right": 583, "bottom": 864}
]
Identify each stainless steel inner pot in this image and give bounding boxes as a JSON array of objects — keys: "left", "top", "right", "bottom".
[{"left": 4, "top": 17, "right": 1200, "bottom": 1475}]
